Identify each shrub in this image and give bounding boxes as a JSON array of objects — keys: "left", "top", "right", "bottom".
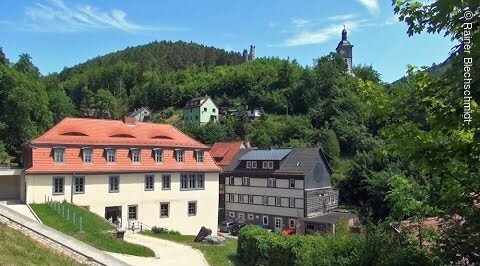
[
  {"left": 151, "top": 226, "right": 180, "bottom": 235},
  {"left": 238, "top": 224, "right": 364, "bottom": 266}
]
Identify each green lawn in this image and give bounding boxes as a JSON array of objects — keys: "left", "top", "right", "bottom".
[
  {"left": 31, "top": 203, "right": 155, "bottom": 257},
  {"left": 0, "top": 223, "right": 86, "bottom": 265},
  {"left": 142, "top": 232, "right": 245, "bottom": 266}
]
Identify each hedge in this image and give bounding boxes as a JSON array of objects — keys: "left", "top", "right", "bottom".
[{"left": 237, "top": 224, "right": 363, "bottom": 266}]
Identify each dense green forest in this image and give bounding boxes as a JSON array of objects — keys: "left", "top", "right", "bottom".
[{"left": 0, "top": 0, "right": 478, "bottom": 264}]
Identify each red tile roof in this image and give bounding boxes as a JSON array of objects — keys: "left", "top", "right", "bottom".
[
  {"left": 29, "top": 117, "right": 208, "bottom": 148},
  {"left": 210, "top": 142, "right": 245, "bottom": 168},
  {"left": 24, "top": 118, "right": 220, "bottom": 174}
]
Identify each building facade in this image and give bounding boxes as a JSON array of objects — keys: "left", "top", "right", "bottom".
[
  {"left": 183, "top": 96, "right": 219, "bottom": 126},
  {"left": 22, "top": 117, "right": 220, "bottom": 235},
  {"left": 222, "top": 148, "right": 338, "bottom": 232},
  {"left": 128, "top": 106, "right": 151, "bottom": 122}
]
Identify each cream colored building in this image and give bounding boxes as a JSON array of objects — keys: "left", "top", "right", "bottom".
[{"left": 20, "top": 117, "right": 221, "bottom": 235}]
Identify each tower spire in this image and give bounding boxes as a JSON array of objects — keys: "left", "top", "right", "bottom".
[{"left": 342, "top": 25, "right": 347, "bottom": 41}]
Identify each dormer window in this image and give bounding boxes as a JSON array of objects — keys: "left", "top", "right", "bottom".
[
  {"left": 131, "top": 148, "right": 141, "bottom": 163},
  {"left": 262, "top": 161, "right": 274, "bottom": 169},
  {"left": 105, "top": 148, "right": 116, "bottom": 163},
  {"left": 53, "top": 147, "right": 65, "bottom": 163},
  {"left": 153, "top": 148, "right": 163, "bottom": 163},
  {"left": 82, "top": 147, "right": 93, "bottom": 163},
  {"left": 175, "top": 149, "right": 184, "bottom": 162},
  {"left": 195, "top": 150, "right": 204, "bottom": 163},
  {"left": 246, "top": 161, "right": 251, "bottom": 169},
  {"left": 252, "top": 161, "right": 257, "bottom": 168}
]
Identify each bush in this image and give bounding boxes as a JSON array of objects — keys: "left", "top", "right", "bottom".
[
  {"left": 237, "top": 224, "right": 363, "bottom": 266},
  {"left": 151, "top": 226, "right": 180, "bottom": 235}
]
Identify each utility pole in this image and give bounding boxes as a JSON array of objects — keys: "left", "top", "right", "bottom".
[{"left": 284, "top": 105, "right": 289, "bottom": 116}]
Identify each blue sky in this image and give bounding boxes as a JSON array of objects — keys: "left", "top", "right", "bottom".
[{"left": 0, "top": 0, "right": 454, "bottom": 82}]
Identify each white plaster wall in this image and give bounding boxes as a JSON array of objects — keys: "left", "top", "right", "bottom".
[{"left": 25, "top": 172, "right": 218, "bottom": 235}]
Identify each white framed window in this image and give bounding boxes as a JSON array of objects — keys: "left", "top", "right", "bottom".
[
  {"left": 289, "top": 198, "right": 295, "bottom": 208},
  {"left": 262, "top": 216, "right": 268, "bottom": 225},
  {"left": 82, "top": 148, "right": 92, "bottom": 163},
  {"left": 268, "top": 161, "right": 274, "bottom": 169},
  {"left": 188, "top": 201, "right": 197, "bottom": 216},
  {"left": 242, "top": 177, "right": 250, "bottom": 186},
  {"left": 274, "top": 217, "right": 282, "bottom": 229},
  {"left": 262, "top": 196, "right": 268, "bottom": 205},
  {"left": 267, "top": 178, "right": 276, "bottom": 188},
  {"left": 289, "top": 179, "right": 295, "bottom": 188},
  {"left": 160, "top": 203, "right": 169, "bottom": 218},
  {"left": 229, "top": 176, "right": 235, "bottom": 186},
  {"left": 180, "top": 173, "right": 204, "bottom": 190},
  {"left": 275, "top": 197, "right": 281, "bottom": 206},
  {"left": 248, "top": 195, "right": 254, "bottom": 204},
  {"left": 246, "top": 161, "right": 251, "bottom": 169},
  {"left": 153, "top": 149, "right": 163, "bottom": 163},
  {"left": 74, "top": 176, "right": 84, "bottom": 194},
  {"left": 145, "top": 175, "right": 154, "bottom": 191},
  {"left": 330, "top": 195, "right": 336, "bottom": 204},
  {"left": 306, "top": 224, "right": 315, "bottom": 230},
  {"left": 289, "top": 219, "right": 296, "bottom": 229},
  {"left": 225, "top": 193, "right": 230, "bottom": 202},
  {"left": 105, "top": 148, "right": 116, "bottom": 163},
  {"left": 52, "top": 176, "right": 64, "bottom": 195},
  {"left": 251, "top": 161, "right": 257, "bottom": 168},
  {"left": 195, "top": 150, "right": 204, "bottom": 163},
  {"left": 53, "top": 147, "right": 65, "bottom": 163},
  {"left": 131, "top": 148, "right": 141, "bottom": 162},
  {"left": 262, "top": 161, "right": 268, "bottom": 168},
  {"left": 162, "top": 175, "right": 171, "bottom": 190},
  {"left": 175, "top": 149, "right": 184, "bottom": 162},
  {"left": 109, "top": 176, "right": 119, "bottom": 192},
  {"left": 128, "top": 205, "right": 137, "bottom": 220}
]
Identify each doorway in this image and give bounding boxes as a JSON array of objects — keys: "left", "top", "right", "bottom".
[
  {"left": 105, "top": 206, "right": 122, "bottom": 226},
  {"left": 274, "top": 217, "right": 283, "bottom": 232}
]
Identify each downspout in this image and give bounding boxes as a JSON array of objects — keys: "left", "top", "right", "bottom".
[{"left": 71, "top": 172, "right": 75, "bottom": 203}]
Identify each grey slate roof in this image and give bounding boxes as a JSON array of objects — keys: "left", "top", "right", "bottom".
[
  {"left": 239, "top": 149, "right": 291, "bottom": 161},
  {"left": 128, "top": 107, "right": 150, "bottom": 117},
  {"left": 223, "top": 147, "right": 332, "bottom": 176}
]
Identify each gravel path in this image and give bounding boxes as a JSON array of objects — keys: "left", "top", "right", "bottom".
[{"left": 107, "top": 232, "right": 209, "bottom": 266}]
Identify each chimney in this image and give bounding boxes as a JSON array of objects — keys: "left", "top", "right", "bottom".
[{"left": 123, "top": 116, "right": 136, "bottom": 125}]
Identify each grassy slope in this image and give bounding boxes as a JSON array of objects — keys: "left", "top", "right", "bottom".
[
  {"left": 142, "top": 232, "right": 244, "bottom": 266},
  {"left": 0, "top": 223, "right": 86, "bottom": 266},
  {"left": 31, "top": 203, "right": 155, "bottom": 257}
]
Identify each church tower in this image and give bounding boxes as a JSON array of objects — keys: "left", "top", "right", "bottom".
[{"left": 336, "top": 26, "right": 353, "bottom": 75}]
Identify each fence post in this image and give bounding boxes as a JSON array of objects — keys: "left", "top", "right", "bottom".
[
  {"left": 73, "top": 212, "right": 76, "bottom": 226},
  {"left": 79, "top": 216, "right": 83, "bottom": 232},
  {"left": 67, "top": 208, "right": 70, "bottom": 221},
  {"left": 62, "top": 205, "right": 65, "bottom": 218}
]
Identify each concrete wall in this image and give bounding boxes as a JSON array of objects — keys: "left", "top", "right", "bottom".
[{"left": 25, "top": 172, "right": 219, "bottom": 235}]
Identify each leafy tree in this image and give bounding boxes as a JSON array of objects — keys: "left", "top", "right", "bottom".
[
  {"left": 0, "top": 47, "right": 9, "bottom": 66},
  {"left": 13, "top": 53, "right": 40, "bottom": 77},
  {"left": 93, "top": 89, "right": 117, "bottom": 119}
]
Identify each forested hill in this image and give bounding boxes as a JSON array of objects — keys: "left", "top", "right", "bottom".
[{"left": 58, "top": 40, "right": 244, "bottom": 79}]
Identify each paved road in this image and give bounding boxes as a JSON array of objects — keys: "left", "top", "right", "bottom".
[{"left": 107, "top": 232, "right": 209, "bottom": 266}]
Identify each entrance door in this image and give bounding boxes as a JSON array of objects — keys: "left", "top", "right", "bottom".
[
  {"left": 105, "top": 206, "right": 122, "bottom": 226},
  {"left": 238, "top": 213, "right": 245, "bottom": 223},
  {"left": 274, "top": 217, "right": 283, "bottom": 232}
]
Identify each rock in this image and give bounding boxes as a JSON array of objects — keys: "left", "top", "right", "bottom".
[
  {"left": 203, "top": 235, "right": 226, "bottom": 245},
  {"left": 194, "top": 226, "right": 212, "bottom": 242}
]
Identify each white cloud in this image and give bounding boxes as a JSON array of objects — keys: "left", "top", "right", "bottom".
[
  {"left": 284, "top": 21, "right": 359, "bottom": 47},
  {"left": 328, "top": 14, "right": 357, "bottom": 21},
  {"left": 356, "top": 0, "right": 380, "bottom": 15},
  {"left": 291, "top": 18, "right": 310, "bottom": 28},
  {"left": 19, "top": 0, "right": 182, "bottom": 33}
]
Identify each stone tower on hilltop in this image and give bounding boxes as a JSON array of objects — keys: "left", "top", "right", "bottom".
[{"left": 336, "top": 26, "right": 354, "bottom": 75}]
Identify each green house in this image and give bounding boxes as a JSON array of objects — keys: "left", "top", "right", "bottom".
[{"left": 183, "top": 96, "right": 219, "bottom": 126}]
